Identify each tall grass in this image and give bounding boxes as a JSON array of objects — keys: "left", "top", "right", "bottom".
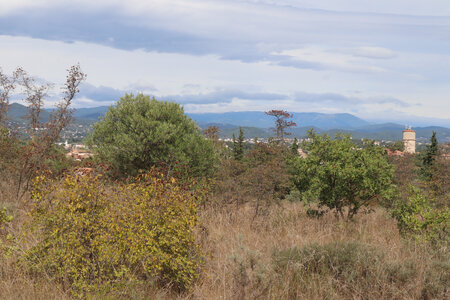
[{"left": 0, "top": 177, "right": 448, "bottom": 299}]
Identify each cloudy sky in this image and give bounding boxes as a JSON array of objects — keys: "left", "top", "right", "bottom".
[{"left": 1, "top": 0, "right": 449, "bottom": 124}]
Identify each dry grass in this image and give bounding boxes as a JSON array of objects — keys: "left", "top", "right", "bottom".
[
  {"left": 189, "top": 202, "right": 448, "bottom": 299},
  {"left": 1, "top": 180, "right": 448, "bottom": 299}
]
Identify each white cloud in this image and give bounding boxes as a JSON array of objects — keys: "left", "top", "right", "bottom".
[
  {"left": 339, "top": 47, "right": 396, "bottom": 59},
  {"left": 275, "top": 47, "right": 388, "bottom": 73},
  {"left": 0, "top": 0, "right": 449, "bottom": 120}
]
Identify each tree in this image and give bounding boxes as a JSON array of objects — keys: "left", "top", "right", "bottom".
[
  {"left": 0, "top": 65, "right": 86, "bottom": 198},
  {"left": 88, "top": 94, "right": 217, "bottom": 178},
  {"left": 290, "top": 131, "right": 394, "bottom": 220},
  {"left": 421, "top": 131, "right": 438, "bottom": 179},
  {"left": 291, "top": 137, "right": 299, "bottom": 155},
  {"left": 233, "top": 127, "right": 244, "bottom": 161},
  {"left": 265, "top": 110, "right": 296, "bottom": 142},
  {"left": 388, "top": 140, "right": 404, "bottom": 152},
  {"left": 203, "top": 125, "right": 220, "bottom": 141}
]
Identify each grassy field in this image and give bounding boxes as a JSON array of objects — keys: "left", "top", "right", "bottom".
[{"left": 1, "top": 197, "right": 447, "bottom": 299}]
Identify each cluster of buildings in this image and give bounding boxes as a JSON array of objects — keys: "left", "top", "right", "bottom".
[{"left": 57, "top": 141, "right": 94, "bottom": 161}]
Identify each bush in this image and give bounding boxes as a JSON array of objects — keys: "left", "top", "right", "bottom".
[
  {"left": 392, "top": 186, "right": 449, "bottom": 245},
  {"left": 88, "top": 94, "right": 217, "bottom": 178},
  {"left": 26, "top": 171, "right": 203, "bottom": 296},
  {"left": 212, "top": 141, "right": 291, "bottom": 217},
  {"left": 0, "top": 206, "right": 13, "bottom": 256}
]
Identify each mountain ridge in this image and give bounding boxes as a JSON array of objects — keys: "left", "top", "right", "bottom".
[{"left": 5, "top": 103, "right": 450, "bottom": 142}]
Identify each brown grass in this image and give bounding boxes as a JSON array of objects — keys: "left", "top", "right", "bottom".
[
  {"left": 189, "top": 202, "right": 448, "bottom": 299},
  {"left": 1, "top": 181, "right": 448, "bottom": 299}
]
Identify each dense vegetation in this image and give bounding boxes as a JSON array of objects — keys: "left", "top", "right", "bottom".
[{"left": 0, "top": 67, "right": 448, "bottom": 299}]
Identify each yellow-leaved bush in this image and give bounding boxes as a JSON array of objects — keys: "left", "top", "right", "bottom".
[{"left": 26, "top": 172, "right": 202, "bottom": 296}]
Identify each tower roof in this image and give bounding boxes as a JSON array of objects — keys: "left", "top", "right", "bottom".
[{"left": 402, "top": 129, "right": 415, "bottom": 132}]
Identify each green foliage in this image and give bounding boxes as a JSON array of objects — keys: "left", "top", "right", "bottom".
[
  {"left": 0, "top": 127, "right": 19, "bottom": 171},
  {"left": 421, "top": 131, "right": 439, "bottom": 180},
  {"left": 290, "top": 137, "right": 299, "bottom": 155},
  {"left": 234, "top": 127, "right": 245, "bottom": 161},
  {"left": 242, "top": 142, "right": 291, "bottom": 216},
  {"left": 26, "top": 172, "right": 203, "bottom": 296},
  {"left": 290, "top": 131, "right": 394, "bottom": 220},
  {"left": 213, "top": 141, "right": 291, "bottom": 217},
  {"left": 88, "top": 94, "right": 217, "bottom": 178},
  {"left": 388, "top": 140, "right": 404, "bottom": 152},
  {"left": 392, "top": 186, "right": 449, "bottom": 245},
  {"left": 0, "top": 206, "right": 14, "bottom": 256}
]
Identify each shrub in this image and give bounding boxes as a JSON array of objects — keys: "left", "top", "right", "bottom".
[
  {"left": 26, "top": 171, "right": 203, "bottom": 297},
  {"left": 0, "top": 206, "right": 13, "bottom": 256},
  {"left": 392, "top": 186, "right": 449, "bottom": 245}
]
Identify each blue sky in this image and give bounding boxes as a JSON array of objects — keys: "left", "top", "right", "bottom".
[{"left": 0, "top": 0, "right": 449, "bottom": 125}]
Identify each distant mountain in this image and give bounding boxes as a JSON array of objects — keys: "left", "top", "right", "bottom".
[
  {"left": 220, "top": 127, "right": 272, "bottom": 139},
  {"left": 187, "top": 111, "right": 369, "bottom": 130},
  {"left": 5, "top": 103, "right": 107, "bottom": 123},
  {"left": 5, "top": 104, "right": 450, "bottom": 142},
  {"left": 73, "top": 106, "right": 110, "bottom": 121},
  {"left": 6, "top": 102, "right": 50, "bottom": 123}
]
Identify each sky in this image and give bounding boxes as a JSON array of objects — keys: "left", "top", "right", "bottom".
[{"left": 0, "top": 0, "right": 449, "bottom": 125}]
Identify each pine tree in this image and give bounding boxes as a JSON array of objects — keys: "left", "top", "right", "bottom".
[
  {"left": 291, "top": 137, "right": 299, "bottom": 155},
  {"left": 233, "top": 127, "right": 244, "bottom": 161},
  {"left": 421, "top": 131, "right": 438, "bottom": 179},
  {"left": 232, "top": 132, "right": 237, "bottom": 158}
]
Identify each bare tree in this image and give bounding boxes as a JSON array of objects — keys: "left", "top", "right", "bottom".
[
  {"left": 44, "top": 64, "right": 86, "bottom": 144},
  {"left": 0, "top": 68, "right": 22, "bottom": 126},
  {"left": 14, "top": 68, "right": 52, "bottom": 135},
  {"left": 2, "top": 64, "right": 87, "bottom": 198}
]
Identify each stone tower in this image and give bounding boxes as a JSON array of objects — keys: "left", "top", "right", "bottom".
[{"left": 402, "top": 127, "right": 416, "bottom": 154}]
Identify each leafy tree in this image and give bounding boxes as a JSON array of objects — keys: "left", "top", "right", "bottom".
[
  {"left": 265, "top": 110, "right": 296, "bottom": 142},
  {"left": 290, "top": 131, "right": 394, "bottom": 220},
  {"left": 88, "top": 94, "right": 217, "bottom": 178}
]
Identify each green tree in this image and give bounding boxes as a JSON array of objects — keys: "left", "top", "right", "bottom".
[
  {"left": 88, "top": 94, "right": 217, "bottom": 178},
  {"left": 388, "top": 140, "right": 404, "bottom": 152},
  {"left": 291, "top": 137, "right": 299, "bottom": 155},
  {"left": 234, "top": 127, "right": 244, "bottom": 161},
  {"left": 290, "top": 131, "right": 394, "bottom": 220},
  {"left": 421, "top": 131, "right": 438, "bottom": 179}
]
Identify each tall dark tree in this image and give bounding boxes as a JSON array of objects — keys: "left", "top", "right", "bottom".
[
  {"left": 265, "top": 110, "right": 296, "bottom": 142},
  {"left": 233, "top": 127, "right": 244, "bottom": 161},
  {"left": 421, "top": 131, "right": 438, "bottom": 179},
  {"left": 291, "top": 137, "right": 299, "bottom": 155}
]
